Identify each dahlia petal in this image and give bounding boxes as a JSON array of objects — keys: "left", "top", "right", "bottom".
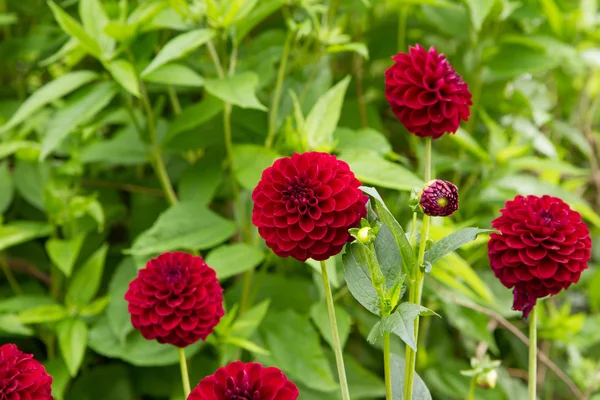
[{"left": 299, "top": 215, "right": 315, "bottom": 232}]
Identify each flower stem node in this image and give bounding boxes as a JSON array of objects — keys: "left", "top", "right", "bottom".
[
  {"left": 476, "top": 369, "right": 498, "bottom": 390},
  {"left": 418, "top": 179, "right": 459, "bottom": 217}
]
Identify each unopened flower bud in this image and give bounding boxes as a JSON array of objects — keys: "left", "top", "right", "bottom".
[
  {"left": 418, "top": 180, "right": 459, "bottom": 217},
  {"left": 357, "top": 227, "right": 372, "bottom": 244},
  {"left": 476, "top": 369, "right": 498, "bottom": 390}
]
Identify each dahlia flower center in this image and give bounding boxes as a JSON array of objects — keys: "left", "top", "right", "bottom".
[
  {"left": 282, "top": 179, "right": 317, "bottom": 213},
  {"left": 539, "top": 210, "right": 553, "bottom": 224},
  {"left": 225, "top": 374, "right": 259, "bottom": 400},
  {"left": 436, "top": 197, "right": 448, "bottom": 207},
  {"left": 164, "top": 265, "right": 186, "bottom": 286}
]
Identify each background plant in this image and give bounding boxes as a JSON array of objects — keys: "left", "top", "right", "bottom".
[{"left": 0, "top": 0, "right": 599, "bottom": 399}]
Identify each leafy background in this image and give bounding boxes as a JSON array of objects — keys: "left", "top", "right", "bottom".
[{"left": 1, "top": 0, "right": 600, "bottom": 399}]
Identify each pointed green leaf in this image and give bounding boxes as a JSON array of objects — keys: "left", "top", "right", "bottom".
[
  {"left": 57, "top": 318, "right": 88, "bottom": 377},
  {"left": 105, "top": 59, "right": 140, "bottom": 97},
  {"left": 79, "top": 0, "right": 114, "bottom": 56},
  {"left": 367, "top": 302, "right": 438, "bottom": 351},
  {"left": 341, "top": 152, "right": 422, "bottom": 191},
  {"left": 391, "top": 354, "right": 432, "bottom": 400},
  {"left": 142, "top": 29, "right": 215, "bottom": 76},
  {"left": 305, "top": 75, "right": 351, "bottom": 152},
  {"left": 0, "top": 71, "right": 98, "bottom": 134},
  {"left": 343, "top": 242, "right": 381, "bottom": 315},
  {"left": 45, "top": 235, "right": 86, "bottom": 277},
  {"left": 19, "top": 304, "right": 69, "bottom": 324},
  {"left": 0, "top": 221, "right": 53, "bottom": 252},
  {"left": 142, "top": 63, "right": 204, "bottom": 87},
  {"left": 310, "top": 302, "right": 352, "bottom": 349},
  {"left": 0, "top": 163, "right": 14, "bottom": 214},
  {"left": 425, "top": 228, "right": 493, "bottom": 265},
  {"left": 205, "top": 72, "right": 267, "bottom": 110},
  {"left": 206, "top": 243, "right": 265, "bottom": 280},
  {"left": 66, "top": 244, "right": 109, "bottom": 307},
  {"left": 48, "top": 1, "right": 102, "bottom": 58}
]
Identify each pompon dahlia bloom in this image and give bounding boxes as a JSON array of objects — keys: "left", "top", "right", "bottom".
[
  {"left": 188, "top": 361, "right": 299, "bottom": 400},
  {"left": 252, "top": 152, "right": 368, "bottom": 262},
  {"left": 418, "top": 179, "right": 459, "bottom": 217},
  {"left": 125, "top": 252, "right": 224, "bottom": 347},
  {"left": 0, "top": 343, "right": 53, "bottom": 399},
  {"left": 488, "top": 195, "right": 592, "bottom": 318},
  {"left": 385, "top": 44, "right": 472, "bottom": 139}
]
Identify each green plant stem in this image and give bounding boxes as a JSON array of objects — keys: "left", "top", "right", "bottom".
[
  {"left": 178, "top": 347, "right": 191, "bottom": 397},
  {"left": 265, "top": 30, "right": 293, "bottom": 149},
  {"left": 467, "top": 375, "right": 477, "bottom": 400},
  {"left": 383, "top": 332, "right": 393, "bottom": 400},
  {"left": 139, "top": 83, "right": 178, "bottom": 206},
  {"left": 397, "top": 5, "right": 409, "bottom": 51},
  {"left": 529, "top": 306, "right": 538, "bottom": 400},
  {"left": 320, "top": 260, "right": 350, "bottom": 400},
  {"left": 167, "top": 86, "right": 182, "bottom": 115},
  {"left": 0, "top": 258, "right": 22, "bottom": 295},
  {"left": 404, "top": 137, "right": 432, "bottom": 400}
]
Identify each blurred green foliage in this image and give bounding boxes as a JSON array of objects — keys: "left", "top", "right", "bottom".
[{"left": 0, "top": 0, "right": 599, "bottom": 399}]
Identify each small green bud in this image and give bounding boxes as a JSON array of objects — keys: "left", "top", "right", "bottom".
[
  {"left": 476, "top": 369, "right": 498, "bottom": 390},
  {"left": 357, "top": 227, "right": 372, "bottom": 244}
]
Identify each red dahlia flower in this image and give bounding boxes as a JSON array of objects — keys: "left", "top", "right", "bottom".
[
  {"left": 488, "top": 195, "right": 591, "bottom": 317},
  {"left": 419, "top": 179, "right": 459, "bottom": 217},
  {"left": 385, "top": 44, "right": 472, "bottom": 139},
  {"left": 252, "top": 152, "right": 368, "bottom": 261},
  {"left": 125, "top": 252, "right": 224, "bottom": 347},
  {"left": 188, "top": 361, "right": 299, "bottom": 400},
  {"left": 0, "top": 343, "right": 53, "bottom": 399}
]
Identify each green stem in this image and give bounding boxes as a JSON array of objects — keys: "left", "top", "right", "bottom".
[
  {"left": 404, "top": 137, "right": 432, "bottom": 400},
  {"left": 320, "top": 260, "right": 351, "bottom": 400},
  {"left": 529, "top": 306, "right": 538, "bottom": 400},
  {"left": 139, "top": 83, "right": 178, "bottom": 206},
  {"left": 167, "top": 86, "right": 182, "bottom": 115},
  {"left": 178, "top": 347, "right": 192, "bottom": 397},
  {"left": 383, "top": 332, "right": 393, "bottom": 400},
  {"left": 265, "top": 30, "right": 293, "bottom": 149},
  {"left": 0, "top": 258, "right": 22, "bottom": 295},
  {"left": 467, "top": 375, "right": 477, "bottom": 400},
  {"left": 397, "top": 5, "right": 409, "bottom": 51},
  {"left": 409, "top": 212, "right": 418, "bottom": 247}
]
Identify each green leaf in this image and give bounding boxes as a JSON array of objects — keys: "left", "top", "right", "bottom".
[
  {"left": 425, "top": 228, "right": 493, "bottom": 265},
  {"left": 334, "top": 128, "right": 392, "bottom": 156},
  {"left": 57, "top": 318, "right": 88, "bottom": 377},
  {"left": 206, "top": 243, "right": 265, "bottom": 280},
  {"left": 81, "top": 125, "right": 147, "bottom": 165},
  {"left": 367, "top": 303, "right": 438, "bottom": 351},
  {"left": 13, "top": 161, "right": 47, "bottom": 210},
  {"left": 88, "top": 315, "right": 203, "bottom": 366},
  {"left": 465, "top": 0, "right": 496, "bottom": 31},
  {"left": 231, "top": 144, "right": 279, "bottom": 190},
  {"left": 258, "top": 310, "right": 338, "bottom": 392},
  {"left": 310, "top": 302, "right": 352, "bottom": 349},
  {"left": 44, "top": 359, "right": 70, "bottom": 400},
  {"left": 79, "top": 0, "right": 114, "bottom": 56},
  {"left": 142, "top": 63, "right": 204, "bottom": 87},
  {"left": 105, "top": 59, "right": 140, "bottom": 97},
  {"left": 142, "top": 29, "right": 215, "bottom": 76},
  {"left": 373, "top": 223, "right": 404, "bottom": 288},
  {"left": 540, "top": 0, "right": 564, "bottom": 37},
  {"left": 449, "top": 128, "right": 491, "bottom": 162},
  {"left": 390, "top": 353, "right": 432, "bottom": 400},
  {"left": 19, "top": 304, "right": 69, "bottom": 324},
  {"left": 178, "top": 154, "right": 223, "bottom": 205},
  {"left": 341, "top": 152, "right": 422, "bottom": 191},
  {"left": 48, "top": 1, "right": 102, "bottom": 58},
  {"left": 0, "top": 315, "right": 34, "bottom": 336},
  {"left": 204, "top": 72, "right": 267, "bottom": 110},
  {"left": 305, "top": 257, "right": 340, "bottom": 288},
  {"left": 66, "top": 244, "right": 109, "bottom": 307},
  {"left": 234, "top": 0, "right": 284, "bottom": 42},
  {"left": 107, "top": 258, "right": 137, "bottom": 343},
  {"left": 0, "top": 141, "right": 40, "bottom": 159},
  {"left": 327, "top": 42, "right": 369, "bottom": 59},
  {"left": 0, "top": 296, "right": 55, "bottom": 313},
  {"left": 223, "top": 337, "right": 270, "bottom": 355},
  {"left": 343, "top": 242, "right": 381, "bottom": 315},
  {"left": 40, "top": 81, "right": 117, "bottom": 159},
  {"left": 305, "top": 75, "right": 351, "bottom": 152},
  {"left": 230, "top": 300, "right": 270, "bottom": 337},
  {"left": 163, "top": 96, "right": 223, "bottom": 144},
  {"left": 79, "top": 296, "right": 110, "bottom": 317},
  {"left": 0, "top": 162, "right": 14, "bottom": 214},
  {"left": 45, "top": 235, "right": 86, "bottom": 277},
  {"left": 360, "top": 186, "right": 416, "bottom": 273},
  {"left": 0, "top": 221, "right": 53, "bottom": 252},
  {"left": 127, "top": 202, "right": 236, "bottom": 256},
  {"left": 0, "top": 70, "right": 98, "bottom": 134},
  {"left": 487, "top": 44, "right": 559, "bottom": 78}
]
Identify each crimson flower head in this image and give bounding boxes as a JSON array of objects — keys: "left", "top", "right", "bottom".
[
  {"left": 0, "top": 343, "right": 53, "bottom": 399},
  {"left": 125, "top": 252, "right": 224, "bottom": 347},
  {"left": 418, "top": 179, "right": 459, "bottom": 217},
  {"left": 487, "top": 195, "right": 591, "bottom": 318},
  {"left": 385, "top": 44, "right": 472, "bottom": 139},
  {"left": 188, "top": 361, "right": 299, "bottom": 400},
  {"left": 252, "top": 152, "right": 368, "bottom": 262}
]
